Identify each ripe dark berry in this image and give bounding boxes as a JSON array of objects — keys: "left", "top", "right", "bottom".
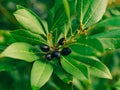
[
  {"left": 40, "top": 44, "right": 49, "bottom": 52},
  {"left": 45, "top": 53, "right": 53, "bottom": 61},
  {"left": 52, "top": 51, "right": 61, "bottom": 59},
  {"left": 58, "top": 38, "right": 65, "bottom": 45},
  {"left": 61, "top": 47, "right": 71, "bottom": 56}
]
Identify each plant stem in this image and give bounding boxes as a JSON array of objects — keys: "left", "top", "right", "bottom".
[{"left": 47, "top": 32, "right": 53, "bottom": 47}]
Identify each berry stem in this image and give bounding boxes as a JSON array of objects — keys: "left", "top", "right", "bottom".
[
  {"left": 47, "top": 32, "right": 53, "bottom": 47},
  {"left": 69, "top": 20, "right": 74, "bottom": 37}
]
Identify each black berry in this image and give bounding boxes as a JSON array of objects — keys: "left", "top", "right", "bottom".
[
  {"left": 61, "top": 47, "right": 71, "bottom": 56},
  {"left": 40, "top": 44, "right": 49, "bottom": 52},
  {"left": 58, "top": 38, "right": 65, "bottom": 45},
  {"left": 52, "top": 51, "right": 61, "bottom": 59},
  {"left": 45, "top": 53, "right": 53, "bottom": 61}
]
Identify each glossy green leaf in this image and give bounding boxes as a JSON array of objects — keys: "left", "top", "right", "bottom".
[
  {"left": 63, "top": 23, "right": 69, "bottom": 38},
  {"left": 70, "top": 43, "right": 101, "bottom": 56},
  {"left": 77, "top": 37, "right": 104, "bottom": 53},
  {"left": 11, "top": 29, "right": 46, "bottom": 45},
  {"left": 50, "top": 7, "right": 67, "bottom": 31},
  {"left": 76, "top": 0, "right": 108, "bottom": 28},
  {"left": 89, "top": 29, "right": 120, "bottom": 50},
  {"left": 0, "top": 42, "right": 39, "bottom": 62},
  {"left": 27, "top": 8, "right": 49, "bottom": 35},
  {"left": 39, "top": 19, "right": 49, "bottom": 35},
  {"left": 95, "top": 16, "right": 120, "bottom": 28},
  {"left": 89, "top": 16, "right": 120, "bottom": 34},
  {"left": 47, "top": 0, "right": 67, "bottom": 31},
  {"left": 14, "top": 9, "right": 46, "bottom": 36},
  {"left": 61, "top": 56, "right": 89, "bottom": 81},
  {"left": 62, "top": 0, "right": 72, "bottom": 35},
  {"left": 70, "top": 53, "right": 112, "bottom": 79},
  {"left": 69, "top": 0, "right": 76, "bottom": 16},
  {"left": 17, "top": 5, "right": 49, "bottom": 35},
  {"left": 89, "top": 29, "right": 120, "bottom": 38},
  {"left": 31, "top": 60, "right": 53, "bottom": 89}
]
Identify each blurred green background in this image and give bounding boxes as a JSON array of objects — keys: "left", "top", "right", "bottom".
[{"left": 0, "top": 0, "right": 120, "bottom": 90}]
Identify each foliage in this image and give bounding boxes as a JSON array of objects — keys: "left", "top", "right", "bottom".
[{"left": 0, "top": 0, "right": 120, "bottom": 90}]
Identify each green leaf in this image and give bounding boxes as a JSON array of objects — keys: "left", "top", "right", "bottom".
[
  {"left": 39, "top": 19, "right": 49, "bottom": 35},
  {"left": 62, "top": 0, "right": 72, "bottom": 35},
  {"left": 16, "top": 5, "right": 49, "bottom": 35},
  {"left": 11, "top": 29, "right": 46, "bottom": 45},
  {"left": 14, "top": 9, "right": 46, "bottom": 36},
  {"left": 95, "top": 16, "right": 120, "bottom": 28},
  {"left": 31, "top": 60, "right": 53, "bottom": 89},
  {"left": 89, "top": 29, "right": 120, "bottom": 38},
  {"left": 47, "top": 0, "right": 67, "bottom": 31},
  {"left": 69, "top": 0, "right": 76, "bottom": 16},
  {"left": 77, "top": 37, "right": 104, "bottom": 53},
  {"left": 76, "top": 0, "right": 108, "bottom": 28},
  {"left": 89, "top": 29, "right": 120, "bottom": 50},
  {"left": 114, "top": 78, "right": 120, "bottom": 90},
  {"left": 89, "top": 16, "right": 120, "bottom": 34},
  {"left": 70, "top": 53, "right": 112, "bottom": 79},
  {"left": 63, "top": 0, "right": 70, "bottom": 19},
  {"left": 62, "top": 23, "right": 69, "bottom": 39},
  {"left": 62, "top": 0, "right": 76, "bottom": 18},
  {"left": 61, "top": 56, "right": 89, "bottom": 81},
  {"left": 70, "top": 43, "right": 101, "bottom": 56},
  {"left": 16, "top": 5, "right": 25, "bottom": 9},
  {"left": 0, "top": 42, "right": 39, "bottom": 62},
  {"left": 27, "top": 8, "right": 49, "bottom": 35}
]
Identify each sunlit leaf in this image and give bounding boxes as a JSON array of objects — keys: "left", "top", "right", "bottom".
[
  {"left": 70, "top": 43, "right": 100, "bottom": 56},
  {"left": 76, "top": 0, "right": 108, "bottom": 28},
  {"left": 61, "top": 56, "right": 89, "bottom": 81},
  {"left": 95, "top": 16, "right": 120, "bottom": 28},
  {"left": 63, "top": 0, "right": 70, "bottom": 19},
  {"left": 77, "top": 37, "right": 104, "bottom": 53},
  {"left": 70, "top": 53, "right": 112, "bottom": 79},
  {"left": 11, "top": 29, "right": 46, "bottom": 45},
  {"left": 89, "top": 29, "right": 120, "bottom": 51},
  {"left": 0, "top": 42, "right": 39, "bottom": 62},
  {"left": 31, "top": 60, "right": 53, "bottom": 89},
  {"left": 14, "top": 9, "right": 46, "bottom": 36}
]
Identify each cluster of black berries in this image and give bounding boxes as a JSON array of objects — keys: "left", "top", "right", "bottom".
[{"left": 40, "top": 38, "right": 71, "bottom": 61}]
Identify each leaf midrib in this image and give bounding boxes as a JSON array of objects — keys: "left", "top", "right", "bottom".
[
  {"left": 83, "top": 0, "right": 102, "bottom": 27},
  {"left": 51, "top": 12, "right": 65, "bottom": 31},
  {"left": 70, "top": 42, "right": 102, "bottom": 54},
  {"left": 12, "top": 33, "right": 45, "bottom": 43},
  {"left": 89, "top": 66, "right": 112, "bottom": 79},
  {"left": 62, "top": 57, "right": 87, "bottom": 79},
  {"left": 70, "top": 54, "right": 112, "bottom": 79},
  {"left": 36, "top": 62, "right": 47, "bottom": 86}
]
